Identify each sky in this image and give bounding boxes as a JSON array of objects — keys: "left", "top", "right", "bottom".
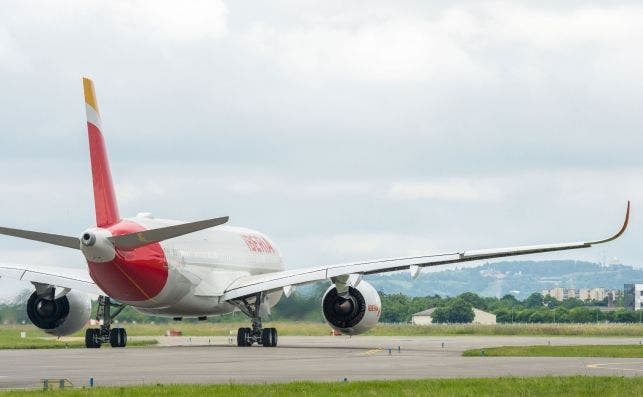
[{"left": 0, "top": 1, "right": 641, "bottom": 299}]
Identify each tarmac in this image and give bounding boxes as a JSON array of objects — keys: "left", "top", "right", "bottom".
[{"left": 1, "top": 335, "right": 643, "bottom": 388}]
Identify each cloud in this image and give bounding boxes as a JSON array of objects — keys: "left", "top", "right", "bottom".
[
  {"left": 244, "top": 9, "right": 488, "bottom": 84},
  {"left": 387, "top": 179, "right": 503, "bottom": 202},
  {"left": 111, "top": 0, "right": 229, "bottom": 41},
  {"left": 242, "top": 2, "right": 643, "bottom": 90},
  {"left": 0, "top": 1, "right": 229, "bottom": 42},
  {"left": 286, "top": 232, "right": 439, "bottom": 265},
  {"left": 0, "top": 28, "right": 27, "bottom": 71}
]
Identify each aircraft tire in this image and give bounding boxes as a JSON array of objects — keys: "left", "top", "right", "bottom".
[
  {"left": 109, "top": 328, "right": 127, "bottom": 348},
  {"left": 237, "top": 327, "right": 251, "bottom": 347},
  {"left": 85, "top": 328, "right": 101, "bottom": 348}
]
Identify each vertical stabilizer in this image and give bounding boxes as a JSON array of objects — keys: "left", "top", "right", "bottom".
[{"left": 83, "top": 77, "right": 120, "bottom": 227}]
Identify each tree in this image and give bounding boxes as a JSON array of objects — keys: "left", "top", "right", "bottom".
[
  {"left": 614, "top": 309, "right": 636, "bottom": 323},
  {"left": 524, "top": 293, "right": 544, "bottom": 309},
  {"left": 543, "top": 295, "right": 560, "bottom": 309},
  {"left": 529, "top": 310, "right": 553, "bottom": 323},
  {"left": 553, "top": 307, "right": 568, "bottom": 323},
  {"left": 432, "top": 298, "right": 474, "bottom": 323},
  {"left": 500, "top": 294, "right": 519, "bottom": 307},
  {"left": 515, "top": 309, "right": 535, "bottom": 322},
  {"left": 567, "top": 307, "right": 594, "bottom": 323},
  {"left": 494, "top": 308, "right": 511, "bottom": 323},
  {"left": 457, "top": 292, "right": 486, "bottom": 310},
  {"left": 561, "top": 298, "right": 584, "bottom": 309}
]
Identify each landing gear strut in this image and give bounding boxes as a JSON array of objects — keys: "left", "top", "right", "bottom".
[
  {"left": 85, "top": 296, "right": 128, "bottom": 348},
  {"left": 235, "top": 293, "right": 277, "bottom": 347}
]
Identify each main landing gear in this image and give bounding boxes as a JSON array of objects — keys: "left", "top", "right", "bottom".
[
  {"left": 85, "top": 296, "right": 128, "bottom": 348},
  {"left": 235, "top": 293, "right": 278, "bottom": 347}
]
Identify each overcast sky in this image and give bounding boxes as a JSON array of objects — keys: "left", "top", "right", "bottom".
[{"left": 0, "top": 1, "right": 641, "bottom": 298}]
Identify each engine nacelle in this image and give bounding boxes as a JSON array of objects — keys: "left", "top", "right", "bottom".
[
  {"left": 27, "top": 290, "right": 91, "bottom": 336},
  {"left": 322, "top": 280, "right": 381, "bottom": 335}
]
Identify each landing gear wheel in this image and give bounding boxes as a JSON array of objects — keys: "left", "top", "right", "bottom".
[
  {"left": 234, "top": 293, "right": 280, "bottom": 347},
  {"left": 270, "top": 328, "right": 278, "bottom": 347},
  {"left": 237, "top": 327, "right": 251, "bottom": 347},
  {"left": 86, "top": 296, "right": 128, "bottom": 349},
  {"left": 85, "top": 328, "right": 101, "bottom": 348},
  {"left": 261, "top": 327, "right": 278, "bottom": 347},
  {"left": 109, "top": 328, "right": 127, "bottom": 348}
]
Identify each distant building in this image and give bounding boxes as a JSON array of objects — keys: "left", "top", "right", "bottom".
[
  {"left": 624, "top": 284, "right": 643, "bottom": 310},
  {"left": 411, "top": 308, "right": 497, "bottom": 325},
  {"left": 545, "top": 287, "right": 565, "bottom": 301},
  {"left": 565, "top": 288, "right": 577, "bottom": 300},
  {"left": 542, "top": 287, "right": 616, "bottom": 302}
]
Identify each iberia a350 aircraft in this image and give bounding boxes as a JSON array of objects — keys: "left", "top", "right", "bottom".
[{"left": 0, "top": 78, "right": 630, "bottom": 348}]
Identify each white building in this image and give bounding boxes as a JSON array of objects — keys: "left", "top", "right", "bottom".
[
  {"left": 542, "top": 287, "right": 565, "bottom": 301},
  {"left": 411, "top": 308, "right": 497, "bottom": 325},
  {"left": 624, "top": 284, "right": 643, "bottom": 311},
  {"left": 542, "top": 287, "right": 612, "bottom": 302}
]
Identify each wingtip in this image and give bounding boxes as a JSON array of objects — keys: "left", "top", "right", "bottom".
[{"left": 589, "top": 200, "right": 630, "bottom": 245}]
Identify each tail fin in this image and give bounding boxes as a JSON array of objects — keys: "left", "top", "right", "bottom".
[{"left": 83, "top": 77, "right": 120, "bottom": 227}]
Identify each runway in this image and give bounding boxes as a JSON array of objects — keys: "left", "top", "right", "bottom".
[{"left": 1, "top": 336, "right": 642, "bottom": 388}]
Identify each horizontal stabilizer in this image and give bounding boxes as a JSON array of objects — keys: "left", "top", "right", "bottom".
[
  {"left": 0, "top": 226, "right": 79, "bottom": 249},
  {"left": 109, "top": 216, "right": 229, "bottom": 250}
]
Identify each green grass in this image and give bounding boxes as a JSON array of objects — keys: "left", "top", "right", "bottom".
[
  {"left": 75, "top": 322, "right": 643, "bottom": 337},
  {"left": 0, "top": 329, "right": 156, "bottom": 349},
  {"left": 1, "top": 377, "right": 642, "bottom": 396},
  {"left": 463, "top": 344, "right": 643, "bottom": 358},
  {"left": 2, "top": 322, "right": 643, "bottom": 347},
  {"left": 368, "top": 323, "right": 643, "bottom": 337}
]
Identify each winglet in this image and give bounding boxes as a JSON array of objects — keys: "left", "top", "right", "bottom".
[{"left": 589, "top": 200, "right": 630, "bottom": 245}]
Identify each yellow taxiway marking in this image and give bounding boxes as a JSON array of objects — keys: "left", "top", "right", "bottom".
[
  {"left": 587, "top": 362, "right": 643, "bottom": 372},
  {"left": 359, "top": 348, "right": 384, "bottom": 357}
]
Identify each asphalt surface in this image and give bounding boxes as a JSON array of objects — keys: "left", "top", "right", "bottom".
[{"left": 1, "top": 335, "right": 643, "bottom": 388}]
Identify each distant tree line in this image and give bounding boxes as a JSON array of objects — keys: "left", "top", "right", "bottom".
[
  {"left": 1, "top": 286, "right": 641, "bottom": 326},
  {"left": 377, "top": 291, "right": 640, "bottom": 324}
]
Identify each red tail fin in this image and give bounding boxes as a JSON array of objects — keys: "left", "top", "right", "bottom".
[{"left": 83, "top": 77, "right": 120, "bottom": 227}]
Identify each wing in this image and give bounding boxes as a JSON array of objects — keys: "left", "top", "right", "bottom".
[
  {"left": 0, "top": 263, "right": 103, "bottom": 296},
  {"left": 222, "top": 202, "right": 630, "bottom": 301}
]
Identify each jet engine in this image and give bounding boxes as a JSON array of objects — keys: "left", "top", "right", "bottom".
[
  {"left": 322, "top": 280, "right": 381, "bottom": 335},
  {"left": 27, "top": 289, "right": 91, "bottom": 336}
]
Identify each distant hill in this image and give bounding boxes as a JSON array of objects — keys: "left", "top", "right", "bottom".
[{"left": 364, "top": 260, "right": 643, "bottom": 299}]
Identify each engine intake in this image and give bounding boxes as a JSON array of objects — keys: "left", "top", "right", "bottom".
[
  {"left": 27, "top": 290, "right": 91, "bottom": 336},
  {"left": 322, "top": 280, "right": 381, "bottom": 335}
]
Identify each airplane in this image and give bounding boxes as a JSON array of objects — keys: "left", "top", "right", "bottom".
[{"left": 0, "top": 78, "right": 630, "bottom": 348}]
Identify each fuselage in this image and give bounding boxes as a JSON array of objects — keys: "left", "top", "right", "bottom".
[{"left": 84, "top": 213, "right": 284, "bottom": 317}]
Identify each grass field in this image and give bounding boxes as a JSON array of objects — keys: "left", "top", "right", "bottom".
[
  {"left": 1, "top": 322, "right": 643, "bottom": 347},
  {"left": 463, "top": 344, "right": 643, "bottom": 358},
  {"left": 0, "top": 329, "right": 156, "bottom": 349},
  {"left": 82, "top": 322, "right": 643, "bottom": 337},
  {"left": 1, "top": 377, "right": 642, "bottom": 396}
]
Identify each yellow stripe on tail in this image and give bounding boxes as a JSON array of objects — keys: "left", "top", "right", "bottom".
[{"left": 83, "top": 77, "right": 100, "bottom": 114}]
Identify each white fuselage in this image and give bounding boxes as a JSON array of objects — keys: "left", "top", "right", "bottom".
[{"left": 114, "top": 214, "right": 284, "bottom": 317}]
